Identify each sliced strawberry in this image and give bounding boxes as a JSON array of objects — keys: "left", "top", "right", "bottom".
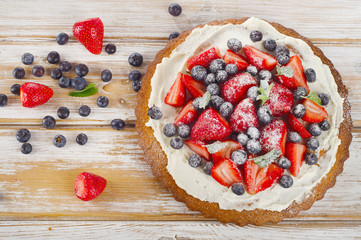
[
  {"left": 74, "top": 172, "right": 107, "bottom": 201},
  {"left": 174, "top": 100, "right": 198, "bottom": 127},
  {"left": 73, "top": 18, "right": 104, "bottom": 54},
  {"left": 221, "top": 73, "right": 258, "bottom": 104},
  {"left": 184, "top": 140, "right": 210, "bottom": 161},
  {"left": 223, "top": 49, "right": 249, "bottom": 71},
  {"left": 243, "top": 45, "right": 277, "bottom": 71},
  {"left": 211, "top": 158, "right": 242, "bottom": 187},
  {"left": 191, "top": 108, "right": 232, "bottom": 141},
  {"left": 164, "top": 72, "right": 186, "bottom": 107},
  {"left": 302, "top": 99, "right": 328, "bottom": 123},
  {"left": 264, "top": 83, "right": 293, "bottom": 117},
  {"left": 279, "top": 55, "right": 309, "bottom": 92},
  {"left": 243, "top": 160, "right": 283, "bottom": 195},
  {"left": 259, "top": 119, "right": 287, "bottom": 155},
  {"left": 229, "top": 98, "right": 258, "bottom": 133},
  {"left": 287, "top": 113, "right": 312, "bottom": 138},
  {"left": 187, "top": 47, "right": 221, "bottom": 70},
  {"left": 212, "top": 140, "right": 243, "bottom": 165},
  {"left": 182, "top": 74, "right": 206, "bottom": 99},
  {"left": 276, "top": 70, "right": 297, "bottom": 90},
  {"left": 20, "top": 82, "right": 54, "bottom": 108},
  {"left": 285, "top": 142, "right": 306, "bottom": 177}
]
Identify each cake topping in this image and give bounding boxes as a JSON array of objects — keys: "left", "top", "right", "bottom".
[
  {"left": 170, "top": 137, "right": 184, "bottom": 149},
  {"left": 147, "top": 106, "right": 163, "bottom": 120},
  {"left": 263, "top": 38, "right": 277, "bottom": 51},
  {"left": 227, "top": 38, "right": 242, "bottom": 52},
  {"left": 163, "top": 123, "right": 177, "bottom": 137},
  {"left": 249, "top": 149, "right": 282, "bottom": 168},
  {"left": 231, "top": 183, "right": 245, "bottom": 195},
  {"left": 188, "top": 154, "right": 203, "bottom": 168},
  {"left": 305, "top": 153, "right": 318, "bottom": 165},
  {"left": 305, "top": 68, "right": 316, "bottom": 82},
  {"left": 249, "top": 30, "right": 263, "bottom": 42},
  {"left": 278, "top": 175, "right": 293, "bottom": 188},
  {"left": 277, "top": 156, "right": 291, "bottom": 169},
  {"left": 191, "top": 65, "right": 207, "bottom": 81},
  {"left": 285, "top": 142, "right": 306, "bottom": 177}
]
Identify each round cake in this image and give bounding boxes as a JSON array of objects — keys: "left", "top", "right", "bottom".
[{"left": 135, "top": 17, "right": 352, "bottom": 226}]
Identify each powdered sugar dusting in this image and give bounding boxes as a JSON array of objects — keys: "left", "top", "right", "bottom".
[
  {"left": 230, "top": 98, "right": 258, "bottom": 132},
  {"left": 222, "top": 73, "right": 257, "bottom": 104},
  {"left": 260, "top": 119, "right": 287, "bottom": 153}
]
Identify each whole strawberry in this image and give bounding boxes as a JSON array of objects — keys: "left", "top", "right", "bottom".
[
  {"left": 20, "top": 82, "right": 53, "bottom": 108},
  {"left": 73, "top": 18, "right": 104, "bottom": 54},
  {"left": 74, "top": 172, "right": 107, "bottom": 201}
]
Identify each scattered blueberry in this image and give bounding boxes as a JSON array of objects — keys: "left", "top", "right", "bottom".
[
  {"left": 305, "top": 153, "right": 318, "bottom": 165},
  {"left": 247, "top": 86, "right": 259, "bottom": 102},
  {"left": 279, "top": 175, "right": 293, "bottom": 188},
  {"left": 170, "top": 137, "right": 183, "bottom": 149},
  {"left": 0, "top": 94, "right": 8, "bottom": 107},
  {"left": 305, "top": 68, "right": 316, "bottom": 83},
  {"left": 227, "top": 38, "right": 242, "bottom": 52},
  {"left": 74, "top": 64, "right": 89, "bottom": 77},
  {"left": 275, "top": 46, "right": 290, "bottom": 65},
  {"left": 215, "top": 70, "right": 228, "bottom": 83},
  {"left": 225, "top": 64, "right": 238, "bottom": 75},
  {"left": 32, "top": 65, "right": 45, "bottom": 77},
  {"left": 292, "top": 104, "right": 306, "bottom": 118},
  {"left": 50, "top": 68, "right": 62, "bottom": 80},
  {"left": 307, "top": 123, "right": 322, "bottom": 136},
  {"left": 264, "top": 38, "right": 277, "bottom": 51},
  {"left": 209, "top": 59, "right": 225, "bottom": 73},
  {"left": 207, "top": 83, "right": 220, "bottom": 96},
  {"left": 47, "top": 51, "right": 60, "bottom": 64},
  {"left": 71, "top": 77, "right": 87, "bottom": 91},
  {"left": 128, "top": 52, "right": 143, "bottom": 67},
  {"left": 168, "top": 3, "right": 182, "bottom": 16},
  {"left": 57, "top": 106, "right": 70, "bottom": 119},
  {"left": 231, "top": 183, "right": 245, "bottom": 195},
  {"left": 56, "top": 33, "right": 69, "bottom": 45},
  {"left": 177, "top": 124, "right": 190, "bottom": 138},
  {"left": 293, "top": 87, "right": 307, "bottom": 101},
  {"left": 219, "top": 102, "right": 233, "bottom": 118},
  {"left": 247, "top": 139, "right": 261, "bottom": 154},
  {"left": 191, "top": 65, "right": 207, "bottom": 81},
  {"left": 231, "top": 149, "right": 247, "bottom": 165},
  {"left": 209, "top": 95, "right": 224, "bottom": 110},
  {"left": 128, "top": 70, "right": 142, "bottom": 81},
  {"left": 250, "top": 30, "right": 263, "bottom": 42},
  {"left": 274, "top": 45, "right": 290, "bottom": 57},
  {"left": 288, "top": 131, "right": 302, "bottom": 143},
  {"left": 16, "top": 128, "right": 31, "bottom": 143},
  {"left": 258, "top": 70, "right": 272, "bottom": 81},
  {"left": 237, "top": 133, "right": 249, "bottom": 146},
  {"left": 21, "top": 143, "right": 32, "bottom": 154},
  {"left": 97, "top": 96, "right": 109, "bottom": 108},
  {"left": 42, "top": 116, "right": 56, "bottom": 129},
  {"left": 188, "top": 154, "right": 202, "bottom": 167},
  {"left": 163, "top": 123, "right": 177, "bottom": 137},
  {"left": 53, "top": 134, "right": 66, "bottom": 148},
  {"left": 21, "top": 52, "right": 34, "bottom": 65},
  {"left": 12, "top": 67, "right": 25, "bottom": 79},
  {"left": 247, "top": 127, "right": 260, "bottom": 139},
  {"left": 203, "top": 161, "right": 213, "bottom": 175},
  {"left": 246, "top": 65, "right": 258, "bottom": 77},
  {"left": 277, "top": 156, "right": 291, "bottom": 169},
  {"left": 79, "top": 105, "right": 91, "bottom": 117},
  {"left": 132, "top": 80, "right": 141, "bottom": 92},
  {"left": 10, "top": 84, "right": 21, "bottom": 95},
  {"left": 306, "top": 137, "right": 319, "bottom": 151},
  {"left": 319, "top": 119, "right": 331, "bottom": 131},
  {"left": 58, "top": 77, "right": 71, "bottom": 88},
  {"left": 59, "top": 61, "right": 72, "bottom": 72},
  {"left": 318, "top": 93, "right": 329, "bottom": 106},
  {"left": 169, "top": 32, "right": 180, "bottom": 40},
  {"left": 105, "top": 43, "right": 116, "bottom": 54},
  {"left": 257, "top": 106, "right": 273, "bottom": 125},
  {"left": 101, "top": 69, "right": 112, "bottom": 82},
  {"left": 148, "top": 106, "right": 162, "bottom": 120},
  {"left": 204, "top": 73, "right": 216, "bottom": 85},
  {"left": 76, "top": 133, "right": 88, "bottom": 145},
  {"left": 111, "top": 119, "right": 126, "bottom": 130}
]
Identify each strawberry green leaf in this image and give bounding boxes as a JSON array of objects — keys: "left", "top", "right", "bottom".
[
  {"left": 198, "top": 91, "right": 211, "bottom": 109},
  {"left": 203, "top": 141, "right": 228, "bottom": 154},
  {"left": 249, "top": 149, "right": 282, "bottom": 168},
  {"left": 69, "top": 83, "right": 98, "bottom": 97},
  {"left": 276, "top": 65, "right": 294, "bottom": 78},
  {"left": 257, "top": 82, "right": 274, "bottom": 105},
  {"left": 302, "top": 91, "right": 322, "bottom": 106}
]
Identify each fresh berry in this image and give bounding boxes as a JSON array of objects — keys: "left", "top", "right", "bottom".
[
  {"left": 0, "top": 94, "right": 8, "bottom": 107},
  {"left": 168, "top": 3, "right": 182, "bottom": 16},
  {"left": 264, "top": 83, "right": 294, "bottom": 117},
  {"left": 211, "top": 158, "right": 242, "bottom": 187},
  {"left": 225, "top": 64, "right": 238, "bottom": 75},
  {"left": 215, "top": 70, "right": 228, "bottom": 83},
  {"left": 227, "top": 38, "right": 242, "bottom": 52},
  {"left": 73, "top": 18, "right": 104, "bottom": 54},
  {"left": 10, "top": 84, "right": 21, "bottom": 95},
  {"left": 58, "top": 77, "right": 71, "bottom": 88},
  {"left": 287, "top": 131, "right": 302, "bottom": 143},
  {"left": 79, "top": 105, "right": 91, "bottom": 117},
  {"left": 260, "top": 119, "right": 287, "bottom": 155},
  {"left": 247, "top": 86, "right": 259, "bottom": 102},
  {"left": 47, "top": 51, "right": 60, "bottom": 64},
  {"left": 182, "top": 74, "right": 206, "bottom": 98},
  {"left": 274, "top": 46, "right": 290, "bottom": 65},
  {"left": 264, "top": 38, "right": 277, "bottom": 51},
  {"left": 101, "top": 69, "right": 112, "bottom": 82},
  {"left": 243, "top": 45, "right": 277, "bottom": 71},
  {"left": 285, "top": 142, "right": 306, "bottom": 177},
  {"left": 209, "top": 95, "right": 224, "bottom": 110},
  {"left": 192, "top": 97, "right": 202, "bottom": 110},
  {"left": 170, "top": 137, "right": 184, "bottom": 149},
  {"left": 204, "top": 73, "right": 216, "bottom": 85},
  {"left": 128, "top": 70, "right": 142, "bottom": 81},
  {"left": 305, "top": 153, "right": 318, "bottom": 165},
  {"left": 258, "top": 70, "right": 272, "bottom": 81},
  {"left": 42, "top": 116, "right": 56, "bottom": 129},
  {"left": 291, "top": 104, "right": 306, "bottom": 118},
  {"left": 169, "top": 32, "right": 180, "bottom": 40},
  {"left": 279, "top": 175, "right": 293, "bottom": 188},
  {"left": 231, "top": 183, "right": 245, "bottom": 195},
  {"left": 250, "top": 30, "right": 263, "bottom": 42},
  {"left": 305, "top": 68, "right": 316, "bottom": 82},
  {"left": 229, "top": 98, "right": 258, "bottom": 132},
  {"left": 287, "top": 113, "right": 312, "bottom": 138},
  {"left": 257, "top": 105, "right": 273, "bottom": 125},
  {"left": 246, "top": 65, "right": 258, "bottom": 77},
  {"left": 74, "top": 172, "right": 107, "bottom": 201},
  {"left": 306, "top": 137, "right": 319, "bottom": 151},
  {"left": 219, "top": 102, "right": 233, "bottom": 118},
  {"left": 236, "top": 133, "right": 249, "bottom": 146},
  {"left": 50, "top": 68, "right": 62, "bottom": 80},
  {"left": 221, "top": 73, "right": 257, "bottom": 104},
  {"left": 20, "top": 143, "right": 32, "bottom": 154},
  {"left": 191, "top": 65, "right": 207, "bottom": 81},
  {"left": 97, "top": 96, "right": 109, "bottom": 108},
  {"left": 111, "top": 119, "right": 126, "bottom": 130},
  {"left": 16, "top": 128, "right": 31, "bottom": 143},
  {"left": 105, "top": 43, "right": 116, "bottom": 54},
  {"left": 74, "top": 64, "right": 89, "bottom": 77},
  {"left": 162, "top": 123, "right": 176, "bottom": 137},
  {"left": 76, "top": 133, "right": 88, "bottom": 145},
  {"left": 246, "top": 139, "right": 261, "bottom": 154},
  {"left": 132, "top": 81, "right": 141, "bottom": 92},
  {"left": 187, "top": 47, "right": 221, "bottom": 70},
  {"left": 212, "top": 140, "right": 243, "bottom": 164},
  {"left": 191, "top": 108, "right": 232, "bottom": 141},
  {"left": 128, "top": 52, "right": 143, "bottom": 67},
  {"left": 20, "top": 82, "right": 53, "bottom": 108},
  {"left": 21, "top": 52, "right": 34, "bottom": 65},
  {"left": 302, "top": 99, "right": 328, "bottom": 123},
  {"left": 53, "top": 134, "right": 66, "bottom": 148},
  {"left": 319, "top": 119, "right": 331, "bottom": 131},
  {"left": 13, "top": 67, "right": 25, "bottom": 79},
  {"left": 188, "top": 154, "right": 202, "bottom": 168},
  {"left": 307, "top": 123, "right": 322, "bottom": 136},
  {"left": 231, "top": 149, "right": 247, "bottom": 165},
  {"left": 184, "top": 140, "right": 210, "bottom": 161},
  {"left": 209, "top": 59, "right": 226, "bottom": 73},
  {"left": 203, "top": 161, "right": 213, "bottom": 175},
  {"left": 277, "top": 156, "right": 291, "bottom": 169},
  {"left": 177, "top": 124, "right": 191, "bottom": 138},
  {"left": 223, "top": 49, "right": 249, "bottom": 71},
  {"left": 59, "top": 61, "right": 72, "bottom": 72},
  {"left": 72, "top": 77, "right": 87, "bottom": 91},
  {"left": 56, "top": 32, "right": 69, "bottom": 45},
  {"left": 148, "top": 106, "right": 162, "bottom": 120},
  {"left": 293, "top": 87, "right": 307, "bottom": 101},
  {"left": 57, "top": 106, "right": 70, "bottom": 119},
  {"left": 318, "top": 93, "right": 329, "bottom": 106},
  {"left": 280, "top": 55, "right": 309, "bottom": 92},
  {"left": 247, "top": 126, "right": 260, "bottom": 139},
  {"left": 174, "top": 100, "right": 198, "bottom": 126},
  {"left": 207, "top": 83, "right": 220, "bottom": 96}
]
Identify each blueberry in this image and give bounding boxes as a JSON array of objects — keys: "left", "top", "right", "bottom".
[
  {"left": 79, "top": 105, "right": 91, "bottom": 117},
  {"left": 275, "top": 46, "right": 290, "bottom": 56},
  {"left": 250, "top": 30, "right": 263, "bottom": 42},
  {"left": 128, "top": 70, "right": 142, "bottom": 81},
  {"left": 59, "top": 61, "right": 72, "bottom": 72},
  {"left": 32, "top": 65, "right": 45, "bottom": 77},
  {"left": 257, "top": 106, "right": 273, "bottom": 125},
  {"left": 237, "top": 133, "right": 249, "bottom": 147},
  {"left": 188, "top": 154, "right": 202, "bottom": 167},
  {"left": 12, "top": 67, "right": 25, "bottom": 79},
  {"left": 275, "top": 46, "right": 290, "bottom": 65},
  {"left": 193, "top": 97, "right": 202, "bottom": 111},
  {"left": 148, "top": 106, "right": 162, "bottom": 120},
  {"left": 74, "top": 64, "right": 89, "bottom": 77},
  {"left": 291, "top": 104, "right": 306, "bottom": 118},
  {"left": 306, "top": 137, "right": 319, "bottom": 151},
  {"left": 258, "top": 70, "right": 272, "bottom": 81},
  {"left": 177, "top": 124, "right": 190, "bottom": 138},
  {"left": 209, "top": 59, "right": 225, "bottom": 73},
  {"left": 207, "top": 83, "right": 220, "bottom": 96},
  {"left": 305, "top": 153, "right": 318, "bottom": 165},
  {"left": 247, "top": 86, "right": 259, "bottom": 102},
  {"left": 215, "top": 70, "right": 228, "bottom": 83},
  {"left": 319, "top": 119, "right": 331, "bottom": 131},
  {"left": 101, "top": 69, "right": 112, "bottom": 82},
  {"left": 71, "top": 77, "right": 87, "bottom": 91},
  {"left": 288, "top": 131, "right": 302, "bottom": 143},
  {"left": 128, "top": 52, "right": 143, "bottom": 67},
  {"left": 264, "top": 38, "right": 277, "bottom": 51},
  {"left": 191, "top": 65, "right": 207, "bottom": 81},
  {"left": 227, "top": 38, "right": 242, "bottom": 52},
  {"left": 168, "top": 3, "right": 182, "bottom": 16},
  {"left": 10, "top": 84, "right": 21, "bottom": 95},
  {"left": 231, "top": 183, "right": 245, "bottom": 195},
  {"left": 57, "top": 106, "right": 70, "bottom": 119},
  {"left": 247, "top": 139, "right": 261, "bottom": 154},
  {"left": 279, "top": 175, "right": 293, "bottom": 188},
  {"left": 169, "top": 32, "right": 180, "bottom": 40},
  {"left": 111, "top": 119, "right": 126, "bottom": 130},
  {"left": 47, "top": 51, "right": 60, "bottom": 64},
  {"left": 170, "top": 137, "right": 183, "bottom": 149},
  {"left": 163, "top": 123, "right": 177, "bottom": 137},
  {"left": 21, "top": 52, "right": 34, "bottom": 65},
  {"left": 246, "top": 65, "right": 258, "bottom": 77},
  {"left": 0, "top": 94, "right": 8, "bottom": 107},
  {"left": 231, "top": 149, "right": 247, "bottom": 165},
  {"left": 16, "top": 128, "right": 31, "bottom": 143},
  {"left": 307, "top": 123, "right": 322, "bottom": 136},
  {"left": 21, "top": 143, "right": 33, "bottom": 154},
  {"left": 204, "top": 73, "right": 216, "bottom": 85},
  {"left": 53, "top": 134, "right": 66, "bottom": 148},
  {"left": 42, "top": 116, "right": 56, "bottom": 129},
  {"left": 105, "top": 43, "right": 116, "bottom": 54},
  {"left": 318, "top": 93, "right": 329, "bottom": 106},
  {"left": 58, "top": 77, "right": 71, "bottom": 88},
  {"left": 97, "top": 96, "right": 109, "bottom": 108},
  {"left": 219, "top": 102, "right": 233, "bottom": 118},
  {"left": 210, "top": 95, "right": 224, "bottom": 110},
  {"left": 50, "top": 68, "right": 62, "bottom": 80},
  {"left": 56, "top": 32, "right": 69, "bottom": 45},
  {"left": 76, "top": 133, "right": 88, "bottom": 145},
  {"left": 203, "top": 161, "right": 214, "bottom": 175},
  {"left": 293, "top": 87, "right": 307, "bottom": 101},
  {"left": 247, "top": 127, "right": 260, "bottom": 139},
  {"left": 305, "top": 68, "right": 316, "bottom": 83},
  {"left": 225, "top": 64, "right": 238, "bottom": 75},
  {"left": 277, "top": 156, "right": 291, "bottom": 169},
  {"left": 132, "top": 81, "right": 141, "bottom": 92}
]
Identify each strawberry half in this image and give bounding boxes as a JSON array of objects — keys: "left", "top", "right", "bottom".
[
  {"left": 174, "top": 100, "right": 198, "bottom": 127},
  {"left": 20, "top": 82, "right": 54, "bottom": 108},
  {"left": 302, "top": 99, "right": 329, "bottom": 123},
  {"left": 287, "top": 113, "right": 312, "bottom": 138},
  {"left": 164, "top": 72, "right": 186, "bottom": 107},
  {"left": 187, "top": 47, "right": 221, "bottom": 70},
  {"left": 73, "top": 17, "right": 104, "bottom": 55},
  {"left": 182, "top": 74, "right": 206, "bottom": 99},
  {"left": 212, "top": 140, "right": 243, "bottom": 165},
  {"left": 211, "top": 158, "right": 242, "bottom": 187},
  {"left": 285, "top": 142, "right": 306, "bottom": 177},
  {"left": 264, "top": 83, "right": 294, "bottom": 117},
  {"left": 243, "top": 45, "right": 277, "bottom": 71},
  {"left": 74, "top": 172, "right": 107, "bottom": 201},
  {"left": 259, "top": 119, "right": 287, "bottom": 155},
  {"left": 278, "top": 55, "right": 309, "bottom": 92},
  {"left": 184, "top": 140, "right": 210, "bottom": 161},
  {"left": 229, "top": 98, "right": 258, "bottom": 133},
  {"left": 191, "top": 108, "right": 232, "bottom": 141},
  {"left": 223, "top": 49, "right": 249, "bottom": 71},
  {"left": 221, "top": 73, "right": 258, "bottom": 104}
]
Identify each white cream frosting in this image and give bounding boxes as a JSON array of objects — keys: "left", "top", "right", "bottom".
[{"left": 145, "top": 17, "right": 344, "bottom": 211}]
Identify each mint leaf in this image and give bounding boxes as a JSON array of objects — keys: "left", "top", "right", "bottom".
[
  {"left": 302, "top": 91, "right": 322, "bottom": 106},
  {"left": 69, "top": 83, "right": 98, "bottom": 97},
  {"left": 203, "top": 141, "right": 228, "bottom": 154},
  {"left": 257, "top": 82, "right": 274, "bottom": 105},
  {"left": 249, "top": 149, "right": 282, "bottom": 168},
  {"left": 198, "top": 91, "right": 211, "bottom": 109},
  {"left": 276, "top": 65, "right": 294, "bottom": 78}
]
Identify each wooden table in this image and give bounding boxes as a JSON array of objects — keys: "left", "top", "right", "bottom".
[{"left": 0, "top": 0, "right": 360, "bottom": 238}]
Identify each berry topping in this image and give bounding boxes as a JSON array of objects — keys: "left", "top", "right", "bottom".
[
  {"left": 79, "top": 105, "right": 91, "bottom": 117},
  {"left": 282, "top": 55, "right": 310, "bottom": 92},
  {"left": 105, "top": 43, "right": 116, "bottom": 54},
  {"left": 257, "top": 105, "right": 273, "bottom": 125},
  {"left": 306, "top": 137, "right": 319, "bottom": 151},
  {"left": 223, "top": 49, "right": 249, "bottom": 71},
  {"left": 229, "top": 98, "right": 258, "bottom": 132},
  {"left": 279, "top": 175, "right": 293, "bottom": 188},
  {"left": 277, "top": 156, "right": 291, "bottom": 169},
  {"left": 132, "top": 81, "right": 141, "bottom": 92},
  {"left": 58, "top": 77, "right": 71, "bottom": 88},
  {"left": 209, "top": 95, "right": 224, "bottom": 110},
  {"left": 187, "top": 47, "right": 221, "bottom": 70},
  {"left": 128, "top": 70, "right": 142, "bottom": 81},
  {"left": 188, "top": 154, "right": 202, "bottom": 168},
  {"left": 169, "top": 32, "right": 180, "bottom": 40},
  {"left": 243, "top": 45, "right": 277, "bottom": 71},
  {"left": 12, "top": 67, "right": 25, "bottom": 79},
  {"left": 305, "top": 153, "right": 318, "bottom": 165},
  {"left": 182, "top": 74, "right": 206, "bottom": 98},
  {"left": 221, "top": 73, "right": 257, "bottom": 104},
  {"left": 42, "top": 116, "right": 56, "bottom": 129},
  {"left": 101, "top": 69, "right": 112, "bottom": 82},
  {"left": 73, "top": 18, "right": 104, "bottom": 54},
  {"left": 250, "top": 30, "right": 263, "bottom": 42},
  {"left": 204, "top": 73, "right": 216, "bottom": 85},
  {"left": 10, "top": 84, "right": 21, "bottom": 95},
  {"left": 47, "top": 51, "right": 60, "bottom": 64},
  {"left": 286, "top": 142, "right": 306, "bottom": 177},
  {"left": 168, "top": 3, "right": 182, "bottom": 16},
  {"left": 246, "top": 65, "right": 258, "bottom": 77},
  {"left": 247, "top": 86, "right": 259, "bottom": 102},
  {"left": 174, "top": 100, "right": 198, "bottom": 126},
  {"left": 74, "top": 64, "right": 89, "bottom": 77},
  {"left": 287, "top": 113, "right": 312, "bottom": 138},
  {"left": 21, "top": 52, "right": 34, "bottom": 65},
  {"left": 170, "top": 137, "right": 184, "bottom": 149},
  {"left": 263, "top": 83, "right": 293, "bottom": 117},
  {"left": 203, "top": 161, "right": 214, "bottom": 175},
  {"left": 274, "top": 46, "right": 290, "bottom": 65},
  {"left": 319, "top": 119, "right": 331, "bottom": 131},
  {"left": 247, "top": 126, "right": 260, "bottom": 139},
  {"left": 246, "top": 139, "right": 261, "bottom": 154},
  {"left": 76, "top": 133, "right": 88, "bottom": 145},
  {"left": 97, "top": 96, "right": 109, "bottom": 108},
  {"left": 318, "top": 93, "right": 329, "bottom": 106},
  {"left": 225, "top": 64, "right": 238, "bottom": 75},
  {"left": 163, "top": 123, "right": 177, "bottom": 137},
  {"left": 59, "top": 61, "right": 72, "bottom": 72},
  {"left": 260, "top": 119, "right": 287, "bottom": 155},
  {"left": 57, "top": 106, "right": 70, "bottom": 119},
  {"left": 50, "top": 68, "right": 62, "bottom": 80},
  {"left": 219, "top": 102, "right": 233, "bottom": 118},
  {"left": 287, "top": 131, "right": 302, "bottom": 143},
  {"left": 293, "top": 87, "right": 307, "bottom": 101},
  {"left": 0, "top": 94, "right": 8, "bottom": 107},
  {"left": 111, "top": 119, "right": 126, "bottom": 130},
  {"left": 215, "top": 70, "right": 228, "bottom": 83},
  {"left": 128, "top": 52, "right": 143, "bottom": 67},
  {"left": 16, "top": 128, "right": 31, "bottom": 143},
  {"left": 32, "top": 65, "right": 45, "bottom": 77},
  {"left": 231, "top": 183, "right": 245, "bottom": 195},
  {"left": 211, "top": 158, "right": 242, "bottom": 187},
  {"left": 206, "top": 83, "right": 220, "bottom": 96},
  {"left": 184, "top": 140, "right": 210, "bottom": 161},
  {"left": 20, "top": 82, "right": 53, "bottom": 108},
  {"left": 264, "top": 38, "right": 277, "bottom": 51},
  {"left": 305, "top": 68, "right": 316, "bottom": 82},
  {"left": 236, "top": 133, "right": 249, "bottom": 146},
  {"left": 302, "top": 99, "right": 328, "bottom": 123},
  {"left": 209, "top": 59, "right": 226, "bottom": 73},
  {"left": 148, "top": 106, "right": 162, "bottom": 120},
  {"left": 191, "top": 65, "right": 207, "bottom": 81},
  {"left": 177, "top": 124, "right": 191, "bottom": 138},
  {"left": 227, "top": 38, "right": 242, "bottom": 52},
  {"left": 74, "top": 172, "right": 107, "bottom": 201},
  {"left": 53, "top": 134, "right": 66, "bottom": 148},
  {"left": 291, "top": 104, "right": 306, "bottom": 118},
  {"left": 258, "top": 70, "right": 272, "bottom": 81},
  {"left": 72, "top": 77, "right": 87, "bottom": 91},
  {"left": 307, "top": 123, "right": 322, "bottom": 136},
  {"left": 21, "top": 143, "right": 32, "bottom": 154},
  {"left": 211, "top": 140, "right": 243, "bottom": 164},
  {"left": 56, "top": 32, "right": 69, "bottom": 45},
  {"left": 230, "top": 149, "right": 247, "bottom": 165}
]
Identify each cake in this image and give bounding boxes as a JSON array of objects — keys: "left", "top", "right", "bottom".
[{"left": 135, "top": 17, "right": 352, "bottom": 226}]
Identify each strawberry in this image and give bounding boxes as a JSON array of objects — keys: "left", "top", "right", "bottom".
[
  {"left": 20, "top": 82, "right": 53, "bottom": 108},
  {"left": 174, "top": 100, "right": 198, "bottom": 127},
  {"left": 187, "top": 47, "right": 221, "bottom": 70},
  {"left": 285, "top": 142, "right": 306, "bottom": 177},
  {"left": 264, "top": 83, "right": 294, "bottom": 117},
  {"left": 182, "top": 74, "right": 206, "bottom": 99},
  {"left": 211, "top": 140, "right": 243, "bottom": 165},
  {"left": 287, "top": 113, "right": 312, "bottom": 138},
  {"left": 73, "top": 18, "right": 104, "bottom": 55},
  {"left": 223, "top": 49, "right": 249, "bottom": 71},
  {"left": 211, "top": 158, "right": 242, "bottom": 187},
  {"left": 191, "top": 108, "right": 232, "bottom": 141},
  {"left": 164, "top": 72, "right": 186, "bottom": 107},
  {"left": 278, "top": 55, "right": 309, "bottom": 92},
  {"left": 302, "top": 99, "right": 328, "bottom": 123},
  {"left": 184, "top": 140, "right": 210, "bottom": 161},
  {"left": 221, "top": 73, "right": 258, "bottom": 104},
  {"left": 229, "top": 98, "right": 258, "bottom": 133},
  {"left": 243, "top": 160, "right": 284, "bottom": 195},
  {"left": 259, "top": 119, "right": 287, "bottom": 155},
  {"left": 74, "top": 172, "right": 107, "bottom": 201},
  {"left": 243, "top": 45, "right": 277, "bottom": 71}
]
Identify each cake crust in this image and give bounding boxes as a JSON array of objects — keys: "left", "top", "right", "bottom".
[{"left": 135, "top": 18, "right": 353, "bottom": 226}]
